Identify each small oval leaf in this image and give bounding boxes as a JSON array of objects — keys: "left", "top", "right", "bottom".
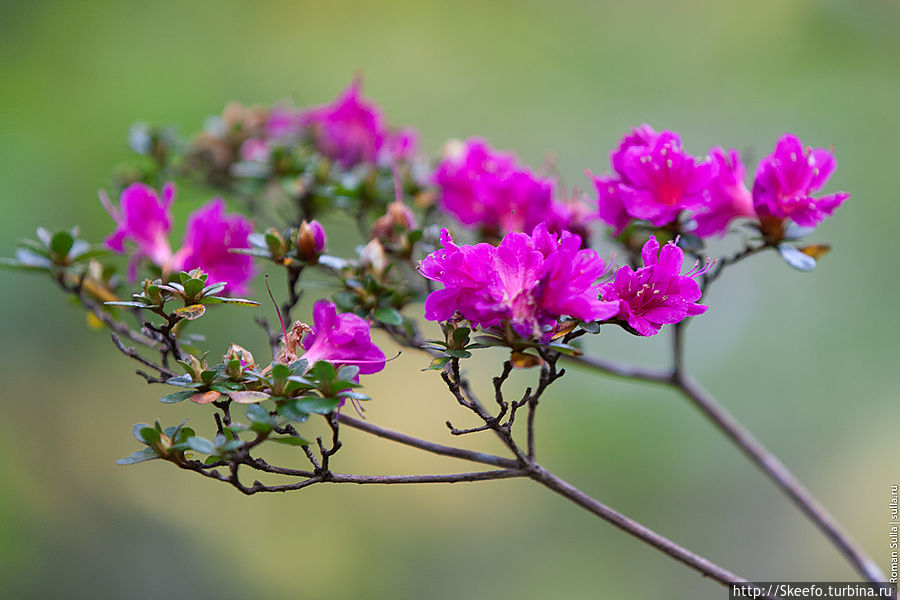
[{"left": 176, "top": 304, "right": 207, "bottom": 320}]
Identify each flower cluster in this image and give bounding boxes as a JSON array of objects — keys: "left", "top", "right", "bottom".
[
  {"left": 589, "top": 127, "right": 847, "bottom": 239},
  {"left": 419, "top": 224, "right": 617, "bottom": 339},
  {"left": 242, "top": 78, "right": 417, "bottom": 169},
  {"left": 433, "top": 138, "right": 592, "bottom": 237},
  {"left": 420, "top": 225, "right": 711, "bottom": 339},
  {"left": 599, "top": 236, "right": 708, "bottom": 336},
  {"left": 102, "top": 182, "right": 255, "bottom": 293}
]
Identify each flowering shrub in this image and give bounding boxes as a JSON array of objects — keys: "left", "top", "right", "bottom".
[{"left": 5, "top": 78, "right": 888, "bottom": 595}]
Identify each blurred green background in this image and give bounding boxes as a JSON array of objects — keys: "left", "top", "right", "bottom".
[{"left": 1, "top": 1, "right": 898, "bottom": 598}]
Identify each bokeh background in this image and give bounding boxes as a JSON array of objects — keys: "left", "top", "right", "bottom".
[{"left": 1, "top": 1, "right": 898, "bottom": 598}]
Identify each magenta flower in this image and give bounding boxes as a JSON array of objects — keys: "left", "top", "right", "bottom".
[
  {"left": 691, "top": 148, "right": 755, "bottom": 238},
  {"left": 433, "top": 138, "right": 588, "bottom": 235},
  {"left": 590, "top": 126, "right": 717, "bottom": 231},
  {"left": 616, "top": 131, "right": 716, "bottom": 227},
  {"left": 173, "top": 199, "right": 255, "bottom": 295},
  {"left": 587, "top": 172, "right": 632, "bottom": 236},
  {"left": 300, "top": 300, "right": 386, "bottom": 375},
  {"left": 599, "top": 236, "right": 707, "bottom": 336},
  {"left": 433, "top": 139, "right": 518, "bottom": 227},
  {"left": 101, "top": 182, "right": 175, "bottom": 279},
  {"left": 610, "top": 123, "right": 660, "bottom": 177},
  {"left": 420, "top": 225, "right": 618, "bottom": 339},
  {"left": 751, "top": 134, "right": 849, "bottom": 228},
  {"left": 301, "top": 78, "right": 386, "bottom": 168}
]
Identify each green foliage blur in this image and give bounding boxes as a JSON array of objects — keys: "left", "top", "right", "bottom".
[{"left": 1, "top": 1, "right": 898, "bottom": 598}]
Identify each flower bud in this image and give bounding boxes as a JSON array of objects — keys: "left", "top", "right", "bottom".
[
  {"left": 371, "top": 201, "right": 417, "bottom": 242},
  {"left": 183, "top": 354, "right": 206, "bottom": 383},
  {"left": 224, "top": 344, "right": 255, "bottom": 379},
  {"left": 296, "top": 220, "right": 326, "bottom": 262},
  {"left": 359, "top": 239, "right": 388, "bottom": 278}
]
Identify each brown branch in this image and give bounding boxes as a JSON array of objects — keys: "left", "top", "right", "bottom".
[
  {"left": 336, "top": 413, "right": 518, "bottom": 469},
  {"left": 674, "top": 372, "right": 886, "bottom": 583},
  {"left": 526, "top": 465, "right": 763, "bottom": 591},
  {"left": 570, "top": 321, "right": 885, "bottom": 583},
  {"left": 110, "top": 333, "right": 177, "bottom": 381},
  {"left": 563, "top": 354, "right": 672, "bottom": 384}
]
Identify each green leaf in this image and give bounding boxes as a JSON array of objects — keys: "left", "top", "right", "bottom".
[
  {"left": 336, "top": 365, "right": 359, "bottom": 381},
  {"left": 286, "top": 374, "right": 315, "bottom": 387},
  {"left": 309, "top": 360, "right": 336, "bottom": 383},
  {"left": 227, "top": 422, "right": 250, "bottom": 434},
  {"left": 452, "top": 327, "right": 471, "bottom": 348},
  {"left": 160, "top": 390, "right": 194, "bottom": 404},
  {"left": 36, "top": 227, "right": 52, "bottom": 247},
  {"left": 50, "top": 231, "right": 75, "bottom": 259},
  {"left": 228, "top": 247, "right": 273, "bottom": 258},
  {"left": 186, "top": 437, "right": 218, "bottom": 455},
  {"left": 182, "top": 278, "right": 205, "bottom": 299},
  {"left": 210, "top": 381, "right": 244, "bottom": 392},
  {"left": 546, "top": 342, "right": 581, "bottom": 356},
  {"left": 116, "top": 447, "right": 159, "bottom": 465},
  {"left": 248, "top": 232, "right": 268, "bottom": 249},
  {"left": 166, "top": 374, "right": 198, "bottom": 388},
  {"left": 201, "top": 282, "right": 227, "bottom": 297},
  {"left": 579, "top": 320, "right": 602, "bottom": 334},
  {"left": 777, "top": 244, "right": 816, "bottom": 271},
  {"left": 373, "top": 307, "right": 403, "bottom": 326},
  {"left": 338, "top": 390, "right": 370, "bottom": 401},
  {"left": 423, "top": 356, "right": 450, "bottom": 371},
  {"left": 277, "top": 399, "right": 310, "bottom": 422},
  {"left": 288, "top": 358, "right": 309, "bottom": 374},
  {"left": 201, "top": 296, "right": 260, "bottom": 306},
  {"left": 137, "top": 426, "right": 161, "bottom": 446},
  {"left": 421, "top": 344, "right": 448, "bottom": 352},
  {"left": 227, "top": 390, "right": 270, "bottom": 404},
  {"left": 132, "top": 422, "right": 153, "bottom": 443},
  {"left": 175, "top": 304, "right": 206, "bottom": 320},
  {"left": 444, "top": 349, "right": 472, "bottom": 359},
  {"left": 271, "top": 363, "right": 291, "bottom": 381},
  {"left": 0, "top": 257, "right": 45, "bottom": 272},
  {"left": 104, "top": 301, "right": 149, "bottom": 308},
  {"left": 246, "top": 403, "right": 272, "bottom": 424},
  {"left": 270, "top": 436, "right": 310, "bottom": 447},
  {"left": 294, "top": 396, "right": 341, "bottom": 414},
  {"left": 14, "top": 248, "right": 53, "bottom": 269}
]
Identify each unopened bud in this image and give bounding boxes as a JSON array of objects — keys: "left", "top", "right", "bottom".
[
  {"left": 359, "top": 239, "right": 388, "bottom": 277},
  {"left": 296, "top": 220, "right": 326, "bottom": 262},
  {"left": 224, "top": 344, "right": 255, "bottom": 379},
  {"left": 371, "top": 202, "right": 417, "bottom": 241}
]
